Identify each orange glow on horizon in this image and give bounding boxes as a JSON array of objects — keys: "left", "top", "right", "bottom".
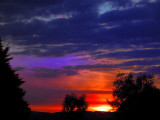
[
  {"left": 29, "top": 105, "right": 62, "bottom": 113},
  {"left": 89, "top": 105, "right": 113, "bottom": 112},
  {"left": 29, "top": 93, "right": 114, "bottom": 113},
  {"left": 30, "top": 104, "right": 113, "bottom": 113}
]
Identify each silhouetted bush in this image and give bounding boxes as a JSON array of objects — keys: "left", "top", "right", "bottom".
[
  {"left": 62, "top": 93, "right": 88, "bottom": 112},
  {"left": 0, "top": 38, "right": 30, "bottom": 120}
]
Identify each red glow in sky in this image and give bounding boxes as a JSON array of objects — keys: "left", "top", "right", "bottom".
[{"left": 29, "top": 93, "right": 113, "bottom": 113}]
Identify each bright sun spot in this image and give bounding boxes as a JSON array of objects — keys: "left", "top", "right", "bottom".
[{"left": 93, "top": 105, "right": 112, "bottom": 112}]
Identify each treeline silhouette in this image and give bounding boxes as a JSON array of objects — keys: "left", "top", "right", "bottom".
[
  {"left": 60, "top": 73, "right": 160, "bottom": 120},
  {"left": 0, "top": 38, "right": 30, "bottom": 120}
]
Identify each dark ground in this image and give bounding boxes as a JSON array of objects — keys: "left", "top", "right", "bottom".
[
  {"left": 29, "top": 111, "right": 116, "bottom": 120},
  {"left": 29, "top": 111, "right": 157, "bottom": 120}
]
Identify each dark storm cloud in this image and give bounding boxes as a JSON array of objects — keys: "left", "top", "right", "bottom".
[
  {"left": 97, "top": 49, "right": 160, "bottom": 59},
  {"left": 0, "top": 0, "right": 104, "bottom": 23},
  {"left": 98, "top": 1, "right": 160, "bottom": 43},
  {"left": 63, "top": 59, "right": 160, "bottom": 69},
  {"left": 62, "top": 59, "right": 160, "bottom": 75},
  {"left": 31, "top": 64, "right": 119, "bottom": 78},
  {"left": 146, "top": 66, "right": 160, "bottom": 74},
  {"left": 122, "top": 59, "right": 160, "bottom": 66},
  {"left": 32, "top": 67, "right": 78, "bottom": 78},
  {"left": 99, "top": 1, "right": 160, "bottom": 22},
  {"left": 100, "top": 9, "right": 143, "bottom": 23},
  {"left": 11, "top": 43, "right": 100, "bottom": 57},
  {"left": 0, "top": 0, "right": 160, "bottom": 60}
]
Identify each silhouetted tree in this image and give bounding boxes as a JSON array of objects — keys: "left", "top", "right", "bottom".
[
  {"left": 62, "top": 93, "right": 77, "bottom": 112},
  {"left": 0, "top": 38, "right": 30, "bottom": 120},
  {"left": 62, "top": 93, "right": 88, "bottom": 112},
  {"left": 108, "top": 73, "right": 160, "bottom": 113},
  {"left": 76, "top": 94, "right": 88, "bottom": 111}
]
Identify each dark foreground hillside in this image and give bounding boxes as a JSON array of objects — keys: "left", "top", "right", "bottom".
[{"left": 29, "top": 111, "right": 157, "bottom": 120}]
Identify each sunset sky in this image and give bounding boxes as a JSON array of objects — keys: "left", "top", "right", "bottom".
[{"left": 1, "top": 0, "right": 160, "bottom": 112}]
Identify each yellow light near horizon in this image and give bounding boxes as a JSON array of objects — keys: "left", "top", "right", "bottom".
[{"left": 93, "top": 105, "right": 112, "bottom": 112}]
